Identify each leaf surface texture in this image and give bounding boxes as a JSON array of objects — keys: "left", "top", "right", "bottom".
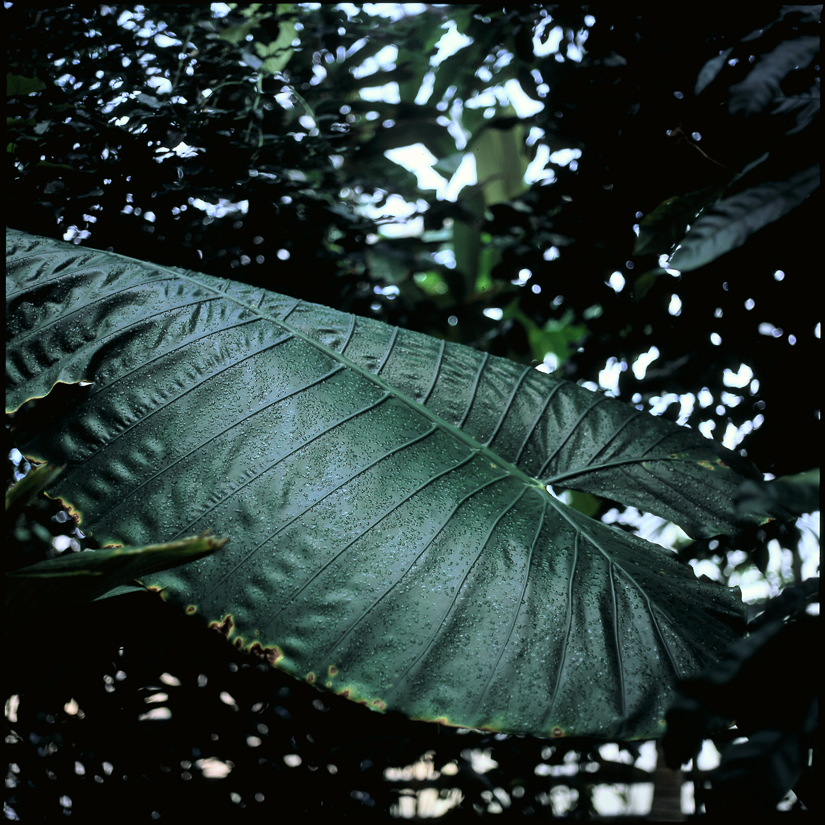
[{"left": 6, "top": 230, "right": 754, "bottom": 738}]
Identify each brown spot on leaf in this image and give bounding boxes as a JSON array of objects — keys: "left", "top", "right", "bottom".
[
  {"left": 247, "top": 642, "right": 283, "bottom": 666},
  {"left": 552, "top": 727, "right": 564, "bottom": 738},
  {"left": 209, "top": 614, "right": 234, "bottom": 638}
]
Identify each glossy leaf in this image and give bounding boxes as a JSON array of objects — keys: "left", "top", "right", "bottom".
[
  {"left": 735, "top": 469, "right": 820, "bottom": 519},
  {"left": 6, "top": 229, "right": 761, "bottom": 739},
  {"left": 771, "top": 84, "right": 820, "bottom": 136},
  {"left": 633, "top": 183, "right": 728, "bottom": 258},
  {"left": 669, "top": 163, "right": 820, "bottom": 271},
  {"left": 728, "top": 36, "right": 820, "bottom": 116},
  {"left": 695, "top": 48, "right": 733, "bottom": 96}
]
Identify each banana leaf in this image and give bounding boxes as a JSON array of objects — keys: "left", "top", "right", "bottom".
[{"left": 6, "top": 228, "right": 768, "bottom": 739}]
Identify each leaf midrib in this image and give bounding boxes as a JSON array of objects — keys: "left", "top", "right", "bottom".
[
  {"left": 172, "top": 271, "right": 691, "bottom": 490},
  {"left": 160, "top": 269, "right": 687, "bottom": 686},
  {"left": 171, "top": 268, "right": 550, "bottom": 495}
]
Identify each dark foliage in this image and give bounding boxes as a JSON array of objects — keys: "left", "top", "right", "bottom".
[
  {"left": 665, "top": 579, "right": 819, "bottom": 817},
  {"left": 6, "top": 3, "right": 818, "bottom": 819}
]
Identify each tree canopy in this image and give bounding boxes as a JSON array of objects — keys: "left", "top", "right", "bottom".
[{"left": 8, "top": 5, "right": 819, "bottom": 476}]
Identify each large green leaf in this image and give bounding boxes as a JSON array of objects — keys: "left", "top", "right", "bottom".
[{"left": 6, "top": 229, "right": 764, "bottom": 739}]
